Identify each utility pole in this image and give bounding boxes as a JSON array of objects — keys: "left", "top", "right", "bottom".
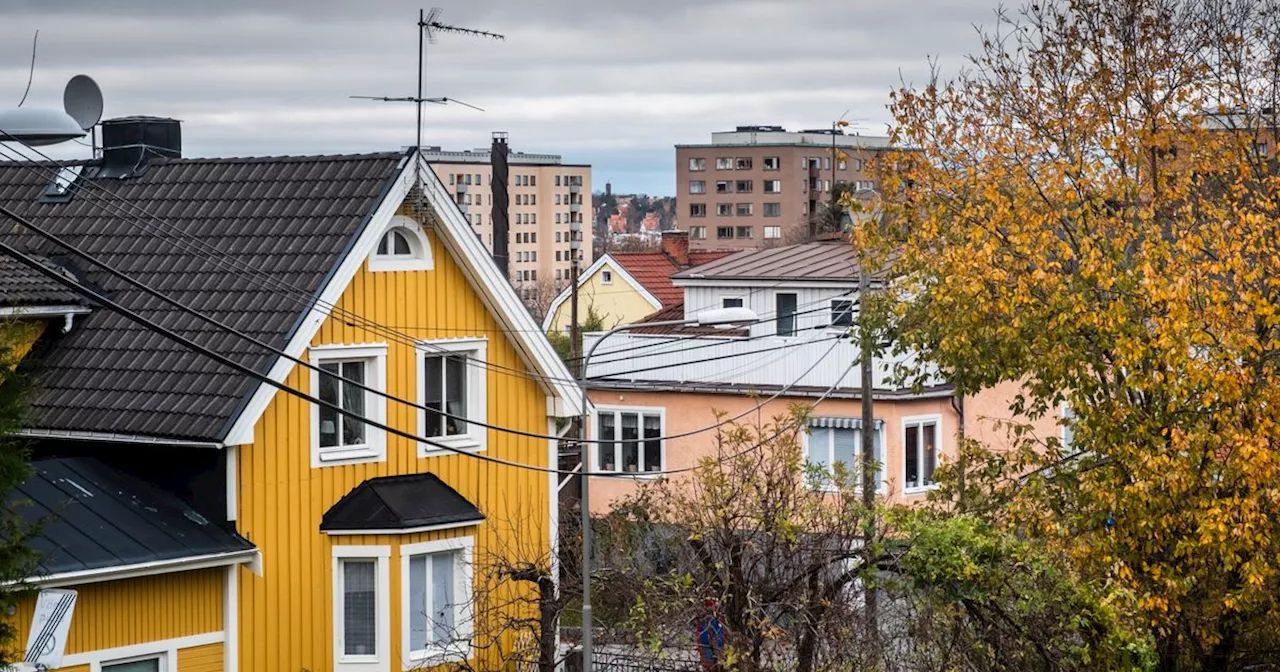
[
  {"left": 568, "top": 201, "right": 589, "bottom": 668},
  {"left": 858, "top": 260, "right": 879, "bottom": 650}
]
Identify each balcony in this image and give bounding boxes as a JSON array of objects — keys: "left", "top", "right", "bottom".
[
  {"left": 569, "top": 203, "right": 581, "bottom": 213},
  {"left": 569, "top": 183, "right": 582, "bottom": 194},
  {"left": 455, "top": 183, "right": 469, "bottom": 193}
]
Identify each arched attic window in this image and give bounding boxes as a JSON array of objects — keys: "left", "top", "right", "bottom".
[{"left": 369, "top": 215, "right": 433, "bottom": 272}]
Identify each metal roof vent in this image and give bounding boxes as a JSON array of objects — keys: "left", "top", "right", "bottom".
[{"left": 98, "top": 116, "right": 182, "bottom": 179}]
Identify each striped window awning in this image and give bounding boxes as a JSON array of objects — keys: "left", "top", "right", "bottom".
[{"left": 808, "top": 416, "right": 884, "bottom": 430}]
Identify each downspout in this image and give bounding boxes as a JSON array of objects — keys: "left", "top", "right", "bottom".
[{"left": 951, "top": 391, "right": 966, "bottom": 510}]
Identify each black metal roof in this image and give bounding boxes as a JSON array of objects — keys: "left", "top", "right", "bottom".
[
  {"left": 0, "top": 152, "right": 408, "bottom": 441},
  {"left": 0, "top": 254, "right": 86, "bottom": 308},
  {"left": 10, "top": 457, "right": 255, "bottom": 577},
  {"left": 321, "top": 473, "right": 484, "bottom": 533}
]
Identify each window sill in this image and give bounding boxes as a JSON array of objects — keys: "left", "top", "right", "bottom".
[
  {"left": 408, "top": 646, "right": 470, "bottom": 667},
  {"left": 903, "top": 485, "right": 940, "bottom": 496},
  {"left": 596, "top": 470, "right": 663, "bottom": 480},
  {"left": 317, "top": 445, "right": 383, "bottom": 466},
  {"left": 420, "top": 434, "right": 486, "bottom": 457}
]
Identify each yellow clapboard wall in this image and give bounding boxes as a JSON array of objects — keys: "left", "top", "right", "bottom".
[{"left": 236, "top": 220, "right": 553, "bottom": 672}]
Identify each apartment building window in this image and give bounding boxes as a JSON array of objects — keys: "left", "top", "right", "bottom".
[
  {"left": 806, "top": 420, "right": 882, "bottom": 491},
  {"left": 402, "top": 538, "right": 474, "bottom": 664},
  {"left": 855, "top": 158, "right": 866, "bottom": 171},
  {"left": 464, "top": 174, "right": 472, "bottom": 185},
  {"left": 736, "top": 225, "right": 753, "bottom": 239},
  {"left": 531, "top": 195, "right": 537, "bottom": 205},
  {"left": 689, "top": 180, "right": 706, "bottom": 194},
  {"left": 555, "top": 194, "right": 561, "bottom": 205},
  {"left": 855, "top": 180, "right": 877, "bottom": 191},
  {"left": 418, "top": 338, "right": 487, "bottom": 452},
  {"left": 555, "top": 251, "right": 561, "bottom": 262},
  {"left": 475, "top": 174, "right": 482, "bottom": 185},
  {"left": 531, "top": 233, "right": 536, "bottom": 243},
  {"left": 690, "top": 226, "right": 707, "bottom": 239},
  {"left": 735, "top": 180, "right": 753, "bottom": 193},
  {"left": 531, "top": 214, "right": 537, "bottom": 225},
  {"left": 716, "top": 157, "right": 733, "bottom": 170},
  {"left": 311, "top": 344, "right": 387, "bottom": 466},
  {"left": 735, "top": 157, "right": 753, "bottom": 170},
  {"left": 555, "top": 232, "right": 561, "bottom": 242},
  {"left": 448, "top": 174, "right": 455, "bottom": 185},
  {"left": 555, "top": 175, "right": 562, "bottom": 186},
  {"left": 735, "top": 203, "right": 753, "bottom": 217},
  {"left": 556, "top": 214, "right": 561, "bottom": 224},
  {"left": 763, "top": 203, "right": 781, "bottom": 217},
  {"left": 689, "top": 157, "right": 706, "bottom": 171},
  {"left": 690, "top": 203, "right": 706, "bottom": 218},
  {"left": 595, "top": 407, "right": 663, "bottom": 473},
  {"left": 716, "top": 203, "right": 733, "bottom": 216},
  {"left": 716, "top": 226, "right": 734, "bottom": 239},
  {"left": 838, "top": 159, "right": 847, "bottom": 171},
  {"left": 822, "top": 157, "right": 831, "bottom": 170},
  {"left": 763, "top": 180, "right": 781, "bottom": 194},
  {"left": 716, "top": 180, "right": 733, "bottom": 194},
  {"left": 764, "top": 225, "right": 781, "bottom": 239},
  {"left": 776, "top": 293, "right": 798, "bottom": 337},
  {"left": 831, "top": 299, "right": 855, "bottom": 327},
  {"left": 904, "top": 416, "right": 941, "bottom": 492},
  {"left": 763, "top": 156, "right": 780, "bottom": 171},
  {"left": 530, "top": 175, "right": 536, "bottom": 186}
]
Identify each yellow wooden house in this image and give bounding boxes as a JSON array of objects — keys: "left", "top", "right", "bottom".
[{"left": 1, "top": 120, "right": 580, "bottom": 672}]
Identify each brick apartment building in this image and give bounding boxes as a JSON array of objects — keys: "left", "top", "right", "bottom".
[
  {"left": 675, "top": 125, "right": 893, "bottom": 251},
  {"left": 424, "top": 143, "right": 591, "bottom": 302}
]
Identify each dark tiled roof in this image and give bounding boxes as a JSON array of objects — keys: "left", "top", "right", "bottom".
[
  {"left": 10, "top": 457, "right": 255, "bottom": 576},
  {"left": 609, "top": 250, "right": 731, "bottom": 306},
  {"left": 0, "top": 254, "right": 85, "bottom": 307},
  {"left": 0, "top": 152, "right": 407, "bottom": 440},
  {"left": 674, "top": 241, "right": 862, "bottom": 282},
  {"left": 321, "top": 473, "right": 484, "bottom": 532}
]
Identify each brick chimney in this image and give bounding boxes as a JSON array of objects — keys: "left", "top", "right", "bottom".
[{"left": 661, "top": 230, "right": 690, "bottom": 267}]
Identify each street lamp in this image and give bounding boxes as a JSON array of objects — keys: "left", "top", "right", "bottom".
[{"left": 578, "top": 306, "right": 759, "bottom": 669}]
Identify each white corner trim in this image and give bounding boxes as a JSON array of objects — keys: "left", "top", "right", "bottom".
[
  {"left": 221, "top": 158, "right": 416, "bottom": 447},
  {"left": 323, "top": 519, "right": 482, "bottom": 536},
  {"left": 369, "top": 215, "right": 435, "bottom": 273},
  {"left": 50, "top": 631, "right": 225, "bottom": 671},
  {"left": 548, "top": 417, "right": 560, "bottom": 589},
  {"left": 541, "top": 255, "right": 664, "bottom": 332},
  {"left": 225, "top": 564, "right": 240, "bottom": 672},
  {"left": 413, "top": 159, "right": 584, "bottom": 418},
  {"left": 226, "top": 444, "right": 237, "bottom": 522},
  {"left": 27, "top": 549, "right": 260, "bottom": 588}
]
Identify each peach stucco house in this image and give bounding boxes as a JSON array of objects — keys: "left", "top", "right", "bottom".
[{"left": 579, "top": 240, "right": 1061, "bottom": 513}]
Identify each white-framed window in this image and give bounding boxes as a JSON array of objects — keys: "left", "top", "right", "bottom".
[
  {"left": 689, "top": 180, "right": 706, "bottom": 194},
  {"left": 735, "top": 157, "right": 753, "bottom": 170},
  {"left": 763, "top": 156, "right": 780, "bottom": 171},
  {"left": 689, "top": 226, "right": 707, "bottom": 239},
  {"left": 764, "top": 225, "right": 782, "bottom": 239},
  {"left": 370, "top": 216, "right": 433, "bottom": 272},
  {"left": 736, "top": 225, "right": 753, "bottom": 239},
  {"left": 310, "top": 344, "right": 388, "bottom": 467},
  {"left": 594, "top": 407, "right": 664, "bottom": 475},
  {"left": 903, "top": 415, "right": 942, "bottom": 493},
  {"left": 721, "top": 296, "right": 745, "bottom": 309},
  {"left": 602, "top": 270, "right": 614, "bottom": 285},
  {"left": 831, "top": 299, "right": 855, "bottom": 328},
  {"left": 805, "top": 420, "right": 884, "bottom": 491},
  {"left": 689, "top": 157, "right": 706, "bottom": 171},
  {"left": 689, "top": 203, "right": 707, "bottom": 218},
  {"left": 763, "top": 179, "right": 782, "bottom": 194},
  {"left": 716, "top": 157, "right": 733, "bottom": 170},
  {"left": 401, "top": 537, "right": 475, "bottom": 666},
  {"left": 1060, "top": 402, "right": 1075, "bottom": 450},
  {"left": 716, "top": 203, "right": 733, "bottom": 216},
  {"left": 102, "top": 654, "right": 166, "bottom": 672},
  {"left": 735, "top": 203, "right": 753, "bottom": 217},
  {"left": 333, "top": 545, "right": 391, "bottom": 672},
  {"left": 715, "top": 180, "right": 733, "bottom": 194},
  {"left": 417, "top": 338, "right": 488, "bottom": 455}
]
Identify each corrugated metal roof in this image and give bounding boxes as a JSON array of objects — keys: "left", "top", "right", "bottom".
[
  {"left": 0, "top": 254, "right": 85, "bottom": 307},
  {"left": 10, "top": 457, "right": 254, "bottom": 576},
  {"left": 674, "top": 241, "right": 861, "bottom": 282},
  {"left": 320, "top": 473, "right": 484, "bottom": 532},
  {"left": 0, "top": 152, "right": 406, "bottom": 441}
]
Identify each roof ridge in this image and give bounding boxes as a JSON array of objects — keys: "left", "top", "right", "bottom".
[{"left": 150, "top": 151, "right": 406, "bottom": 166}]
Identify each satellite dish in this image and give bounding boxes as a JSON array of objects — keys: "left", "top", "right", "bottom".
[
  {"left": 63, "top": 75, "right": 103, "bottom": 131},
  {"left": 0, "top": 107, "right": 86, "bottom": 146}
]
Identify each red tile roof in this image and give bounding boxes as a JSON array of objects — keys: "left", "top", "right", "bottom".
[{"left": 610, "top": 250, "right": 732, "bottom": 307}]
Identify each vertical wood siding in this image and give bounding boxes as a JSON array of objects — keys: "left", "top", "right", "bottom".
[
  {"left": 177, "top": 642, "right": 224, "bottom": 672},
  {"left": 237, "top": 224, "right": 552, "bottom": 672},
  {"left": 8, "top": 569, "right": 223, "bottom": 657}
]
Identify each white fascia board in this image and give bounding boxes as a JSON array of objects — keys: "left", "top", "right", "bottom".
[
  {"left": 672, "top": 278, "right": 863, "bottom": 290},
  {"left": 24, "top": 548, "right": 260, "bottom": 588},
  {"left": 16, "top": 428, "right": 222, "bottom": 449},
  {"left": 220, "top": 155, "right": 416, "bottom": 446},
  {"left": 412, "top": 159, "right": 584, "bottom": 418}
]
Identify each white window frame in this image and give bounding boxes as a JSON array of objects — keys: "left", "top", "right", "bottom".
[
  {"left": 830, "top": 299, "right": 855, "bottom": 329},
  {"left": 601, "top": 270, "right": 614, "bottom": 285},
  {"left": 592, "top": 406, "right": 665, "bottom": 477},
  {"left": 332, "top": 545, "right": 392, "bottom": 672},
  {"left": 763, "top": 156, "right": 780, "bottom": 171},
  {"left": 689, "top": 226, "right": 707, "bottom": 239},
  {"left": 689, "top": 157, "right": 706, "bottom": 171},
  {"left": 1060, "top": 402, "right": 1075, "bottom": 450},
  {"left": 310, "top": 343, "right": 388, "bottom": 468},
  {"left": 416, "top": 338, "right": 488, "bottom": 456},
  {"left": 763, "top": 179, "right": 782, "bottom": 194},
  {"left": 400, "top": 537, "right": 476, "bottom": 668},
  {"left": 902, "top": 414, "right": 943, "bottom": 494},
  {"left": 803, "top": 422, "right": 886, "bottom": 493},
  {"left": 100, "top": 652, "right": 168, "bottom": 672},
  {"left": 369, "top": 215, "right": 434, "bottom": 273},
  {"left": 720, "top": 295, "right": 745, "bottom": 309},
  {"left": 689, "top": 180, "right": 706, "bottom": 194},
  {"left": 763, "top": 225, "right": 782, "bottom": 239},
  {"left": 715, "top": 157, "right": 733, "bottom": 170}
]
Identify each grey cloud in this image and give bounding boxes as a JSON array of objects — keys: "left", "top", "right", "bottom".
[{"left": 2, "top": 0, "right": 1002, "bottom": 194}]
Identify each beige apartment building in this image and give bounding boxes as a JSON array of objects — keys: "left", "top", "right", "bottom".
[
  {"left": 675, "top": 125, "right": 894, "bottom": 251},
  {"left": 424, "top": 143, "right": 591, "bottom": 306}
]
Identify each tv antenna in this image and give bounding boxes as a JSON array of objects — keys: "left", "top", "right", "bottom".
[{"left": 351, "top": 8, "right": 504, "bottom": 152}]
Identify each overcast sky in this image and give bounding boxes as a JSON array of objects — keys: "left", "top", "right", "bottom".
[{"left": 1, "top": 0, "right": 997, "bottom": 195}]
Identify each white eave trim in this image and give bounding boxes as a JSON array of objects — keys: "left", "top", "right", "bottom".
[
  {"left": 24, "top": 548, "right": 260, "bottom": 588},
  {"left": 0, "top": 305, "right": 91, "bottom": 317},
  {"left": 322, "top": 519, "right": 482, "bottom": 536},
  {"left": 672, "top": 277, "right": 865, "bottom": 290},
  {"left": 16, "top": 428, "right": 223, "bottom": 449},
  {"left": 540, "top": 254, "right": 664, "bottom": 332}
]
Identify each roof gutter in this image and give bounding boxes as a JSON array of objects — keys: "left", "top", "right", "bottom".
[
  {"left": 16, "top": 428, "right": 223, "bottom": 449},
  {"left": 20, "top": 548, "right": 260, "bottom": 588},
  {"left": 0, "top": 305, "right": 92, "bottom": 333}
]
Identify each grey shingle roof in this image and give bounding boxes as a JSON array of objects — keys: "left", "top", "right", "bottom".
[
  {"left": 0, "top": 152, "right": 408, "bottom": 441},
  {"left": 0, "top": 254, "right": 85, "bottom": 307},
  {"left": 11, "top": 457, "right": 255, "bottom": 576},
  {"left": 674, "top": 241, "right": 862, "bottom": 282}
]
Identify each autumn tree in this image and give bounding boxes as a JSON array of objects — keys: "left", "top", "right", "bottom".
[
  {"left": 0, "top": 321, "right": 40, "bottom": 666},
  {"left": 872, "top": 0, "right": 1280, "bottom": 668}
]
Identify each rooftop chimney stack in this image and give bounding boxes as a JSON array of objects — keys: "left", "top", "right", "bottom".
[
  {"left": 490, "top": 132, "right": 510, "bottom": 280},
  {"left": 98, "top": 116, "right": 182, "bottom": 179},
  {"left": 661, "top": 230, "right": 690, "bottom": 267}
]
